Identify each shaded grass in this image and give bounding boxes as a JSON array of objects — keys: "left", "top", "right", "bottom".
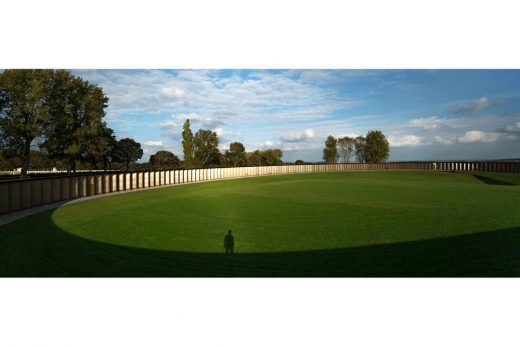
[{"left": 0, "top": 170, "right": 519, "bottom": 276}]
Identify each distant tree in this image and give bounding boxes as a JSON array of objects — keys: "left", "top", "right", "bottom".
[
  {"left": 365, "top": 130, "right": 390, "bottom": 163},
  {"left": 112, "top": 138, "right": 143, "bottom": 171},
  {"left": 193, "top": 129, "right": 220, "bottom": 168},
  {"left": 261, "top": 148, "right": 283, "bottom": 166},
  {"left": 323, "top": 135, "right": 339, "bottom": 163},
  {"left": 295, "top": 159, "right": 305, "bottom": 164},
  {"left": 97, "top": 126, "right": 117, "bottom": 170},
  {"left": 224, "top": 142, "right": 247, "bottom": 167},
  {"left": 150, "top": 150, "right": 180, "bottom": 169},
  {"left": 337, "top": 136, "right": 356, "bottom": 163},
  {"left": 247, "top": 150, "right": 263, "bottom": 166},
  {"left": 182, "top": 119, "right": 194, "bottom": 168},
  {"left": 0, "top": 69, "right": 54, "bottom": 176},
  {"left": 354, "top": 136, "right": 367, "bottom": 163}
]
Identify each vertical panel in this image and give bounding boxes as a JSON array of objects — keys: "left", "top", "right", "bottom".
[
  {"left": 95, "top": 175, "right": 103, "bottom": 194},
  {"left": 21, "top": 180, "right": 32, "bottom": 209},
  {"left": 9, "top": 182, "right": 22, "bottom": 211},
  {"left": 86, "top": 176, "right": 94, "bottom": 196},
  {"left": 42, "top": 179, "right": 52, "bottom": 203},
  {"left": 102, "top": 175, "right": 109, "bottom": 193},
  {"left": 61, "top": 177, "right": 71, "bottom": 200},
  {"left": 52, "top": 178, "right": 61, "bottom": 202},
  {"left": 31, "top": 179, "right": 42, "bottom": 206},
  {"left": 130, "top": 173, "right": 136, "bottom": 189},
  {"left": 78, "top": 176, "right": 86, "bottom": 197},
  {"left": 0, "top": 183, "right": 10, "bottom": 214}
]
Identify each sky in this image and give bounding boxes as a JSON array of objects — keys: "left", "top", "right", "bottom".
[{"left": 73, "top": 69, "right": 520, "bottom": 163}]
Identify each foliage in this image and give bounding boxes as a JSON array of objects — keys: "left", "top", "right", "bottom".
[
  {"left": 295, "top": 159, "right": 306, "bottom": 164},
  {"left": 365, "top": 130, "right": 390, "bottom": 163},
  {"left": 41, "top": 70, "right": 112, "bottom": 172},
  {"left": 0, "top": 69, "right": 54, "bottom": 175},
  {"left": 354, "top": 136, "right": 366, "bottom": 163},
  {"left": 193, "top": 129, "right": 220, "bottom": 168},
  {"left": 224, "top": 142, "right": 247, "bottom": 167},
  {"left": 112, "top": 138, "right": 143, "bottom": 171},
  {"left": 323, "top": 135, "right": 339, "bottom": 163},
  {"left": 247, "top": 150, "right": 263, "bottom": 166},
  {"left": 182, "top": 119, "right": 194, "bottom": 168},
  {"left": 150, "top": 150, "right": 180, "bottom": 169},
  {"left": 337, "top": 136, "right": 356, "bottom": 163},
  {"left": 261, "top": 148, "right": 283, "bottom": 166}
]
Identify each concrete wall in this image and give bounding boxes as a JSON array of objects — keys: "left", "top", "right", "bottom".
[{"left": 1, "top": 161, "right": 519, "bottom": 215}]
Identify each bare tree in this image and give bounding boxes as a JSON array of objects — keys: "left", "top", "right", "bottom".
[{"left": 337, "top": 136, "right": 356, "bottom": 163}]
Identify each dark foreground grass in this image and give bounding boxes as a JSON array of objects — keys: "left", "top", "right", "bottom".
[{"left": 1, "top": 170, "right": 519, "bottom": 276}]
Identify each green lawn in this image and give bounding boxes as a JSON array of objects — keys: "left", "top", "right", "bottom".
[{"left": 1, "top": 170, "right": 520, "bottom": 276}]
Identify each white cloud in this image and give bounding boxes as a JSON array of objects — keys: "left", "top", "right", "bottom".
[
  {"left": 174, "top": 113, "right": 226, "bottom": 128},
  {"left": 280, "top": 128, "right": 315, "bottom": 143},
  {"left": 452, "top": 97, "right": 492, "bottom": 114},
  {"left": 505, "top": 121, "right": 520, "bottom": 131},
  {"left": 264, "top": 140, "right": 274, "bottom": 147},
  {"left": 408, "top": 116, "right": 451, "bottom": 129},
  {"left": 458, "top": 131, "right": 500, "bottom": 143},
  {"left": 158, "top": 120, "right": 178, "bottom": 129},
  {"left": 434, "top": 136, "right": 454, "bottom": 145},
  {"left": 388, "top": 135, "right": 422, "bottom": 147},
  {"left": 159, "top": 87, "right": 186, "bottom": 98},
  {"left": 143, "top": 140, "right": 164, "bottom": 146},
  {"left": 77, "top": 70, "right": 359, "bottom": 123}
]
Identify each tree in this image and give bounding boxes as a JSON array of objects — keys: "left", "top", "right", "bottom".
[
  {"left": 193, "top": 129, "right": 220, "bottom": 167},
  {"left": 323, "top": 135, "right": 339, "bottom": 163},
  {"left": 41, "top": 71, "right": 111, "bottom": 172},
  {"left": 0, "top": 69, "right": 54, "bottom": 176},
  {"left": 261, "top": 148, "right": 283, "bottom": 166},
  {"left": 354, "top": 136, "right": 366, "bottom": 163},
  {"left": 365, "top": 130, "right": 390, "bottom": 163},
  {"left": 150, "top": 150, "right": 180, "bottom": 169},
  {"left": 295, "top": 159, "right": 305, "bottom": 164},
  {"left": 247, "top": 150, "right": 263, "bottom": 166},
  {"left": 182, "top": 119, "right": 194, "bottom": 168},
  {"left": 113, "top": 138, "right": 143, "bottom": 171},
  {"left": 337, "top": 136, "right": 355, "bottom": 163},
  {"left": 224, "top": 142, "right": 247, "bottom": 167}
]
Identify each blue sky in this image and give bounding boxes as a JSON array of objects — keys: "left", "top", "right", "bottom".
[{"left": 74, "top": 69, "right": 520, "bottom": 162}]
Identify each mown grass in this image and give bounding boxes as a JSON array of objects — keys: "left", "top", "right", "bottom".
[{"left": 1, "top": 170, "right": 519, "bottom": 277}]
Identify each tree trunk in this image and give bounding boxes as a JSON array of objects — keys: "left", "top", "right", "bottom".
[{"left": 21, "top": 138, "right": 31, "bottom": 177}]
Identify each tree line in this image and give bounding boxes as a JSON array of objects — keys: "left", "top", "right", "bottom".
[
  {"left": 1, "top": 69, "right": 390, "bottom": 173},
  {"left": 0, "top": 69, "right": 285, "bottom": 174},
  {"left": 322, "top": 130, "right": 390, "bottom": 163},
  {"left": 147, "top": 119, "right": 284, "bottom": 170}
]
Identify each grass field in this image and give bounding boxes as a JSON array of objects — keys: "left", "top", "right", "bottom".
[{"left": 1, "top": 170, "right": 520, "bottom": 277}]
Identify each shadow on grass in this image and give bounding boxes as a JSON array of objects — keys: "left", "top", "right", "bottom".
[
  {"left": 472, "top": 174, "right": 515, "bottom": 186},
  {"left": 1, "top": 210, "right": 520, "bottom": 277}
]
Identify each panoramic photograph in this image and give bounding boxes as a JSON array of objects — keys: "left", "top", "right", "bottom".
[{"left": 0, "top": 69, "right": 519, "bottom": 276}]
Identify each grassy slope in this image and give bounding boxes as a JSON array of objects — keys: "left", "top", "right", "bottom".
[{"left": 1, "top": 170, "right": 519, "bottom": 277}]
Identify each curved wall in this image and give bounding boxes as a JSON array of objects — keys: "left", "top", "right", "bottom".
[{"left": 1, "top": 161, "right": 519, "bottom": 215}]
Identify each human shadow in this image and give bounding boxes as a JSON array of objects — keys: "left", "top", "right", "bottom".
[
  {"left": 1, "top": 210, "right": 520, "bottom": 277},
  {"left": 224, "top": 230, "right": 234, "bottom": 255}
]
